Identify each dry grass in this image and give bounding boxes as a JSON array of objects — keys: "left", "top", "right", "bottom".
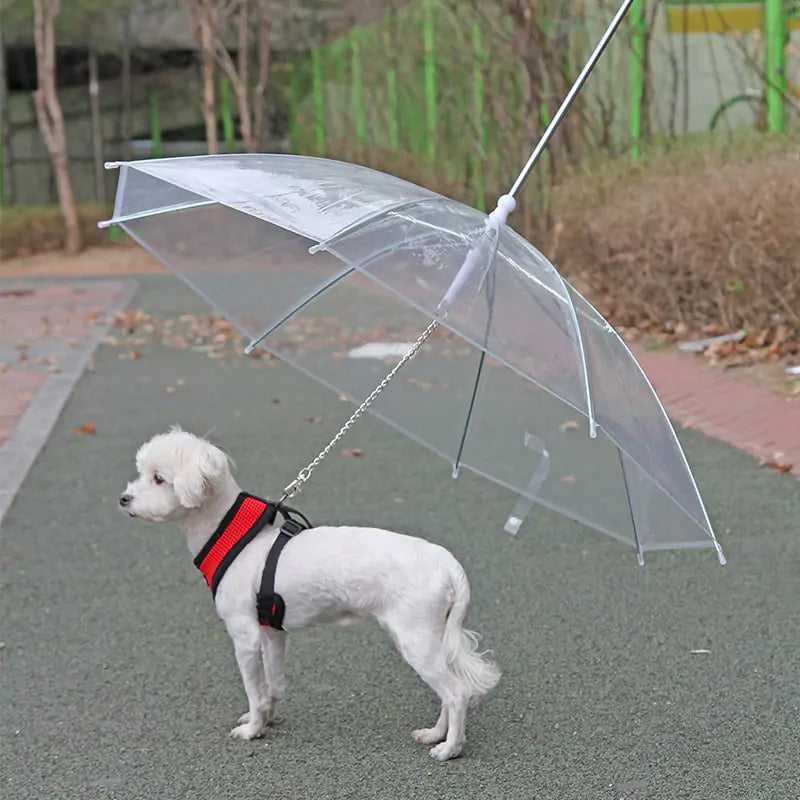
[
  {"left": 0, "top": 204, "right": 114, "bottom": 259},
  {"left": 547, "top": 133, "right": 800, "bottom": 338}
]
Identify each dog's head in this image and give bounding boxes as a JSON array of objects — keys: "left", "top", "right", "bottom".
[{"left": 120, "top": 427, "right": 232, "bottom": 522}]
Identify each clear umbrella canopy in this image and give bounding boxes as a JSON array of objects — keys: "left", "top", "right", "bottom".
[{"left": 102, "top": 154, "right": 725, "bottom": 565}]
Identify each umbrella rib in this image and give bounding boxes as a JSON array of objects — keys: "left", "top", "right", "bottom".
[
  {"left": 97, "top": 199, "right": 218, "bottom": 228},
  {"left": 452, "top": 350, "right": 486, "bottom": 478},
  {"left": 244, "top": 267, "right": 356, "bottom": 353},
  {"left": 553, "top": 274, "right": 597, "bottom": 439},
  {"left": 601, "top": 313, "right": 727, "bottom": 566},
  {"left": 309, "top": 197, "right": 450, "bottom": 254},
  {"left": 617, "top": 447, "right": 645, "bottom": 566}
]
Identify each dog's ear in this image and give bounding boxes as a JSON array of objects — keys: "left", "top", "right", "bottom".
[{"left": 173, "top": 441, "right": 229, "bottom": 509}]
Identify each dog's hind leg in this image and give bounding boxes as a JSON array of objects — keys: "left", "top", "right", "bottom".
[
  {"left": 380, "top": 610, "right": 469, "bottom": 761},
  {"left": 412, "top": 703, "right": 448, "bottom": 745}
]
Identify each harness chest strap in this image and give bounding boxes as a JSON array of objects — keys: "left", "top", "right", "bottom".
[{"left": 193, "top": 492, "right": 307, "bottom": 630}]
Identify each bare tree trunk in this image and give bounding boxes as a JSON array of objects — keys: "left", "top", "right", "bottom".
[
  {"left": 185, "top": 0, "right": 273, "bottom": 154},
  {"left": 185, "top": 0, "right": 219, "bottom": 153},
  {"left": 200, "top": 10, "right": 219, "bottom": 154},
  {"left": 33, "top": 0, "right": 82, "bottom": 254},
  {"left": 120, "top": 10, "right": 133, "bottom": 161},
  {"left": 252, "top": 1, "right": 271, "bottom": 150},
  {"left": 213, "top": 1, "right": 254, "bottom": 152},
  {"left": 88, "top": 46, "right": 104, "bottom": 202},
  {"left": 235, "top": 0, "right": 255, "bottom": 151},
  {"left": 0, "top": 24, "right": 15, "bottom": 203}
]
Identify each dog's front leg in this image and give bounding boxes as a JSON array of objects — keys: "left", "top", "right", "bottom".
[
  {"left": 261, "top": 628, "right": 287, "bottom": 722},
  {"left": 228, "top": 625, "right": 270, "bottom": 741}
]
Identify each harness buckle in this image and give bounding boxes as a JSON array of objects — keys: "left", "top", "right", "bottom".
[{"left": 280, "top": 517, "right": 306, "bottom": 537}]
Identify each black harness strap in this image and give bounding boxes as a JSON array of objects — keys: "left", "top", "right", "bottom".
[{"left": 256, "top": 514, "right": 310, "bottom": 630}]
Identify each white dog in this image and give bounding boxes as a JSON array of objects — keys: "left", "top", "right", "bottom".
[{"left": 120, "top": 428, "right": 500, "bottom": 760}]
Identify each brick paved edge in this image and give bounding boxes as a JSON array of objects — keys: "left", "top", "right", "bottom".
[
  {"left": 632, "top": 344, "right": 800, "bottom": 477},
  {"left": 0, "top": 280, "right": 139, "bottom": 529}
]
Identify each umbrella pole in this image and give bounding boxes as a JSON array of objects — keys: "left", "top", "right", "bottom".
[{"left": 506, "top": 0, "right": 636, "bottom": 198}]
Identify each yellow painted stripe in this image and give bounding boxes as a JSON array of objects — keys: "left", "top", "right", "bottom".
[{"left": 667, "top": 5, "right": 800, "bottom": 33}]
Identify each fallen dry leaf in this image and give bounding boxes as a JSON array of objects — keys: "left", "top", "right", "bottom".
[
  {"left": 342, "top": 448, "right": 364, "bottom": 458},
  {"left": 307, "top": 417, "right": 323, "bottom": 424},
  {"left": 164, "top": 386, "right": 176, "bottom": 394},
  {"left": 71, "top": 422, "right": 97, "bottom": 435},
  {"left": 761, "top": 454, "right": 793, "bottom": 472},
  {"left": 560, "top": 474, "right": 578, "bottom": 483},
  {"left": 558, "top": 420, "right": 580, "bottom": 433},
  {"left": 129, "top": 350, "right": 143, "bottom": 360}
]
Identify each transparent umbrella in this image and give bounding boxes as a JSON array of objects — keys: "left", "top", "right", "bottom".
[{"left": 99, "top": 1, "right": 725, "bottom": 566}]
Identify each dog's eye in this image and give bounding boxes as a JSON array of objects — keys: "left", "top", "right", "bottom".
[{"left": 154, "top": 474, "right": 165, "bottom": 485}]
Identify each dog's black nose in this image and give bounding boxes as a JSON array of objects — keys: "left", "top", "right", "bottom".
[{"left": 119, "top": 494, "right": 132, "bottom": 508}]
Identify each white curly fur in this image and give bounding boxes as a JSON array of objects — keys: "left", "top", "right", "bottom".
[{"left": 120, "top": 428, "right": 500, "bottom": 760}]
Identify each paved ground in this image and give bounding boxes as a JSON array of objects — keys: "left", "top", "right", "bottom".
[
  {"left": 2, "top": 275, "right": 800, "bottom": 799},
  {"left": 0, "top": 281, "right": 137, "bottom": 524}
]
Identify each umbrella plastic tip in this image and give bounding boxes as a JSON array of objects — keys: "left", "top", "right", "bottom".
[
  {"left": 636, "top": 551, "right": 645, "bottom": 566},
  {"left": 244, "top": 343, "right": 255, "bottom": 355},
  {"left": 716, "top": 548, "right": 727, "bottom": 566},
  {"left": 504, "top": 516, "right": 522, "bottom": 535},
  {"left": 104, "top": 161, "right": 123, "bottom": 170}
]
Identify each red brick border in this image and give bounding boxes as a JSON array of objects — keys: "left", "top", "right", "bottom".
[{"left": 633, "top": 345, "right": 800, "bottom": 475}]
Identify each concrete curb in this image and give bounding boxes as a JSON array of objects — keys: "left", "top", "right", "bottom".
[{"left": 0, "top": 279, "right": 139, "bottom": 528}]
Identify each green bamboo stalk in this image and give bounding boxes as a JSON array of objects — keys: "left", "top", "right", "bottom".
[
  {"left": 311, "top": 45, "right": 326, "bottom": 152},
  {"left": 351, "top": 34, "right": 367, "bottom": 146},
  {"left": 148, "top": 90, "right": 163, "bottom": 158},
  {"left": 383, "top": 12, "right": 399, "bottom": 151},
  {"left": 764, "top": 0, "right": 786, "bottom": 133},
  {"left": 471, "top": 22, "right": 486, "bottom": 210},
  {"left": 219, "top": 78, "right": 235, "bottom": 153},
  {"left": 387, "top": 66, "right": 399, "bottom": 150},
  {"left": 288, "top": 61, "right": 300, "bottom": 152},
  {"left": 629, "top": 0, "right": 645, "bottom": 159},
  {"left": 422, "top": 0, "right": 437, "bottom": 161}
]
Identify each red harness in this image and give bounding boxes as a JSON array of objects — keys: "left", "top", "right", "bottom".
[{"left": 193, "top": 492, "right": 310, "bottom": 630}]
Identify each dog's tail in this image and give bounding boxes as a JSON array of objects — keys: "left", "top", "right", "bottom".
[{"left": 442, "top": 560, "right": 501, "bottom": 705}]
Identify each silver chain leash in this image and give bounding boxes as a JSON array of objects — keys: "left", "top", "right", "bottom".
[{"left": 280, "top": 319, "right": 440, "bottom": 501}]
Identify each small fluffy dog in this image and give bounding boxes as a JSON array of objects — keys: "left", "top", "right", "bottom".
[{"left": 120, "top": 428, "right": 500, "bottom": 760}]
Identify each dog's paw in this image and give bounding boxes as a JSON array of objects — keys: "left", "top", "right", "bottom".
[
  {"left": 237, "top": 703, "right": 276, "bottom": 727},
  {"left": 429, "top": 742, "right": 462, "bottom": 761},
  {"left": 412, "top": 727, "right": 446, "bottom": 745},
  {"left": 229, "top": 721, "right": 266, "bottom": 741}
]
